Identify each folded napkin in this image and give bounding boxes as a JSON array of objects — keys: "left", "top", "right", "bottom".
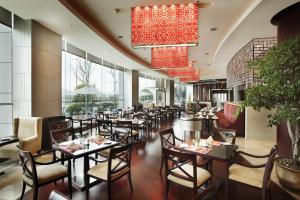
[
  {"left": 60, "top": 142, "right": 82, "bottom": 153},
  {"left": 90, "top": 136, "right": 105, "bottom": 145},
  {"left": 180, "top": 143, "right": 189, "bottom": 148},
  {"left": 212, "top": 140, "right": 221, "bottom": 146}
]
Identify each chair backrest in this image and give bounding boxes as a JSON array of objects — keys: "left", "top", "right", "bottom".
[
  {"left": 96, "top": 112, "right": 105, "bottom": 120},
  {"left": 108, "top": 143, "right": 132, "bottom": 180},
  {"left": 162, "top": 147, "right": 197, "bottom": 188},
  {"left": 17, "top": 145, "right": 37, "bottom": 186},
  {"left": 14, "top": 117, "right": 43, "bottom": 154},
  {"left": 117, "top": 109, "right": 123, "bottom": 118},
  {"left": 97, "top": 120, "right": 113, "bottom": 135},
  {"left": 116, "top": 120, "right": 133, "bottom": 129},
  {"left": 262, "top": 145, "right": 278, "bottom": 199},
  {"left": 159, "top": 128, "right": 176, "bottom": 148},
  {"left": 50, "top": 120, "right": 74, "bottom": 144}
]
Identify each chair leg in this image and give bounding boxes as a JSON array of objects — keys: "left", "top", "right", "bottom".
[
  {"left": 165, "top": 180, "right": 169, "bottom": 200},
  {"left": 128, "top": 172, "right": 133, "bottom": 191},
  {"left": 33, "top": 186, "right": 38, "bottom": 200},
  {"left": 68, "top": 174, "right": 72, "bottom": 199},
  {"left": 107, "top": 182, "right": 112, "bottom": 200},
  {"left": 159, "top": 155, "right": 164, "bottom": 174},
  {"left": 20, "top": 181, "right": 26, "bottom": 200},
  {"left": 225, "top": 179, "right": 229, "bottom": 200}
]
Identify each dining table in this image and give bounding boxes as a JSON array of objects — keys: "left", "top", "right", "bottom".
[
  {"left": 56, "top": 137, "right": 118, "bottom": 191},
  {"left": 0, "top": 136, "right": 19, "bottom": 175},
  {"left": 173, "top": 138, "right": 238, "bottom": 184}
]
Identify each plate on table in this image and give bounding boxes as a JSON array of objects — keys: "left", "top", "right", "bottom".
[{"left": 222, "top": 142, "right": 231, "bottom": 146}]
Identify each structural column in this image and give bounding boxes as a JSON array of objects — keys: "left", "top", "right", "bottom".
[
  {"left": 166, "top": 80, "right": 174, "bottom": 106},
  {"left": 124, "top": 69, "right": 139, "bottom": 108}
]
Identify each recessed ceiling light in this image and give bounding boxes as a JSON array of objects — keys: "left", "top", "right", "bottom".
[
  {"left": 210, "top": 27, "right": 217, "bottom": 31},
  {"left": 118, "top": 35, "right": 123, "bottom": 39}
]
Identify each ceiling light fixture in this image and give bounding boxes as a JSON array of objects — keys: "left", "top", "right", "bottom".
[
  {"left": 131, "top": 3, "right": 198, "bottom": 48},
  {"left": 151, "top": 47, "right": 188, "bottom": 68}
]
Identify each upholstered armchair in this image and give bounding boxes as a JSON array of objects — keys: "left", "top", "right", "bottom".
[{"left": 14, "top": 117, "right": 43, "bottom": 154}]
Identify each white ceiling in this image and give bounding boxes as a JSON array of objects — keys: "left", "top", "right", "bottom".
[{"left": 0, "top": 0, "right": 298, "bottom": 80}]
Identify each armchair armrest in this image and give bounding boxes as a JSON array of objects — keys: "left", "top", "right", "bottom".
[
  {"left": 174, "top": 136, "right": 184, "bottom": 143},
  {"left": 235, "top": 151, "right": 270, "bottom": 158},
  {"left": 231, "top": 160, "right": 266, "bottom": 168},
  {"left": 19, "top": 135, "right": 41, "bottom": 154}
]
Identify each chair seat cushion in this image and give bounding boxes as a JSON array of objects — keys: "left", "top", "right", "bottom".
[
  {"left": 98, "top": 148, "right": 111, "bottom": 157},
  {"left": 167, "top": 164, "right": 211, "bottom": 188},
  {"left": 24, "top": 163, "right": 68, "bottom": 185},
  {"left": 88, "top": 159, "right": 129, "bottom": 181},
  {"left": 228, "top": 164, "right": 264, "bottom": 188}
]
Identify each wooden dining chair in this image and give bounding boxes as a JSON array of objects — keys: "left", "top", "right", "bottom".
[
  {"left": 50, "top": 121, "right": 77, "bottom": 165},
  {"left": 225, "top": 145, "right": 278, "bottom": 200},
  {"left": 162, "top": 147, "right": 211, "bottom": 200},
  {"left": 114, "top": 120, "right": 139, "bottom": 143},
  {"left": 97, "top": 119, "right": 113, "bottom": 138},
  {"left": 17, "top": 146, "right": 72, "bottom": 200},
  {"left": 159, "top": 128, "right": 184, "bottom": 173},
  {"left": 212, "top": 120, "right": 236, "bottom": 144},
  {"left": 95, "top": 125, "right": 130, "bottom": 159},
  {"left": 87, "top": 144, "right": 133, "bottom": 200}
]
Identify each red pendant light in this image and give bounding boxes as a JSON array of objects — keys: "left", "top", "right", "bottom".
[
  {"left": 131, "top": 3, "right": 198, "bottom": 48},
  {"left": 180, "top": 75, "right": 199, "bottom": 82},
  {"left": 151, "top": 47, "right": 188, "bottom": 68},
  {"left": 166, "top": 68, "right": 199, "bottom": 78}
]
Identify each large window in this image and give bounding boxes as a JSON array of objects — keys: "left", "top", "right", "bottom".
[
  {"left": 139, "top": 76, "right": 156, "bottom": 106},
  {"left": 0, "top": 22, "right": 12, "bottom": 136},
  {"left": 174, "top": 82, "right": 187, "bottom": 106},
  {"left": 62, "top": 47, "right": 124, "bottom": 116}
]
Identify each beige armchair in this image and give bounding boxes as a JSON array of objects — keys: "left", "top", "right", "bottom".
[{"left": 14, "top": 117, "right": 43, "bottom": 154}]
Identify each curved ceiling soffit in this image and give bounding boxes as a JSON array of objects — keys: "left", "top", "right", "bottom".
[
  {"left": 212, "top": 0, "right": 263, "bottom": 64},
  {"left": 58, "top": 0, "right": 166, "bottom": 74}
]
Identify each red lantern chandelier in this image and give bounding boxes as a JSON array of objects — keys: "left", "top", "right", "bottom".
[
  {"left": 131, "top": 3, "right": 198, "bottom": 48},
  {"left": 166, "top": 68, "right": 199, "bottom": 78},
  {"left": 151, "top": 47, "right": 188, "bottom": 68},
  {"left": 180, "top": 75, "right": 199, "bottom": 82}
]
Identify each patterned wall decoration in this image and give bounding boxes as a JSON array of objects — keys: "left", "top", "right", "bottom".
[
  {"left": 226, "top": 37, "right": 277, "bottom": 89},
  {"left": 151, "top": 46, "right": 188, "bottom": 68},
  {"left": 131, "top": 3, "right": 198, "bottom": 47}
]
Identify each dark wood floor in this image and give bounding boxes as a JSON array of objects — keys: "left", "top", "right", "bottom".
[{"left": 21, "top": 118, "right": 293, "bottom": 200}]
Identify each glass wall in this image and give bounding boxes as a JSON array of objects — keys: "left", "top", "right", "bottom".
[
  {"left": 139, "top": 76, "right": 156, "bottom": 107},
  {"left": 62, "top": 46, "right": 124, "bottom": 116},
  {"left": 174, "top": 82, "right": 187, "bottom": 106},
  {"left": 0, "top": 22, "right": 12, "bottom": 136}
]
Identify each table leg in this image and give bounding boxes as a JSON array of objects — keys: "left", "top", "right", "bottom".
[
  {"left": 90, "top": 119, "right": 93, "bottom": 135},
  {"left": 83, "top": 155, "right": 90, "bottom": 191},
  {"left": 80, "top": 121, "right": 83, "bottom": 137}
]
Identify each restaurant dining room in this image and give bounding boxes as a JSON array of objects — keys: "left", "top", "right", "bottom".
[{"left": 0, "top": 0, "right": 300, "bottom": 200}]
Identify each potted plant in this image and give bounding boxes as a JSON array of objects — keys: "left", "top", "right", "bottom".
[{"left": 240, "top": 35, "right": 300, "bottom": 190}]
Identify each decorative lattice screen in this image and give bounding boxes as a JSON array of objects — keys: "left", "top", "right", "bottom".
[{"left": 227, "top": 37, "right": 277, "bottom": 89}]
